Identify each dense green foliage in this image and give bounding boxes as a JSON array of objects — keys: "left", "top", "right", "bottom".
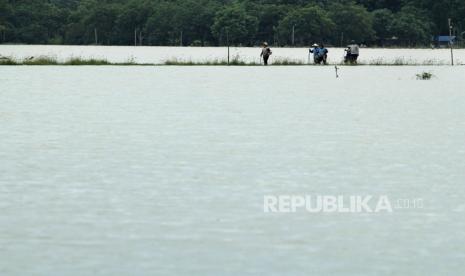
[{"left": 0, "top": 0, "right": 464, "bottom": 46}]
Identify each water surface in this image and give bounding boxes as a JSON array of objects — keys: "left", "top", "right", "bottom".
[{"left": 1, "top": 66, "right": 465, "bottom": 275}]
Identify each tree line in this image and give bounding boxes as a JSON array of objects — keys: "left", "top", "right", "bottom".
[{"left": 0, "top": 0, "right": 464, "bottom": 47}]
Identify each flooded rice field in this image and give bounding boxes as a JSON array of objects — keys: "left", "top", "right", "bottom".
[{"left": 1, "top": 65, "right": 465, "bottom": 275}]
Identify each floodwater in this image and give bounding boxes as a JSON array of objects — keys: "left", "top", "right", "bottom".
[
  {"left": 1, "top": 66, "right": 465, "bottom": 275},
  {"left": 1, "top": 45, "right": 465, "bottom": 64}
]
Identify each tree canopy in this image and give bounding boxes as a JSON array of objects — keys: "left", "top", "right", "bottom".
[{"left": 0, "top": 0, "right": 463, "bottom": 46}]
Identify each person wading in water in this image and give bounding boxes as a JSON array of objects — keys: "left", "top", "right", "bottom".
[
  {"left": 344, "top": 40, "right": 360, "bottom": 64},
  {"left": 319, "top": 44, "right": 329, "bottom": 65},
  {"left": 309, "top": 43, "right": 320, "bottom": 64},
  {"left": 260, "top": 42, "right": 272, "bottom": 65}
]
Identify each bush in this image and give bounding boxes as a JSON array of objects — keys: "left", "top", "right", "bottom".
[
  {"left": 64, "top": 58, "right": 111, "bottom": 65},
  {"left": 22, "top": 57, "right": 58, "bottom": 65},
  {"left": 416, "top": 71, "right": 433, "bottom": 80},
  {"left": 0, "top": 57, "right": 18, "bottom": 65}
]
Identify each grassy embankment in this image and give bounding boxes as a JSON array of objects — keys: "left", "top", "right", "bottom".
[
  {"left": 0, "top": 56, "right": 460, "bottom": 66},
  {"left": 164, "top": 56, "right": 307, "bottom": 65},
  {"left": 0, "top": 56, "right": 306, "bottom": 66},
  {"left": 0, "top": 57, "right": 141, "bottom": 65}
]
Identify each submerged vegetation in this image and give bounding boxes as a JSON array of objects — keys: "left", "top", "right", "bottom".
[{"left": 416, "top": 72, "right": 434, "bottom": 80}]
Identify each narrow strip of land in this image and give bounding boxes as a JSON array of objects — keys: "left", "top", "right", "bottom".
[{"left": 0, "top": 57, "right": 462, "bottom": 66}]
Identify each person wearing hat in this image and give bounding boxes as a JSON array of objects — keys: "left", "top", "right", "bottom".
[
  {"left": 309, "top": 43, "right": 321, "bottom": 64},
  {"left": 260, "top": 42, "right": 272, "bottom": 65}
]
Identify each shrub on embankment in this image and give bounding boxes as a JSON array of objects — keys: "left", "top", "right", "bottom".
[{"left": 0, "top": 57, "right": 138, "bottom": 65}]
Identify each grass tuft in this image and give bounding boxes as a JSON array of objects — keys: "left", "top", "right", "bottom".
[
  {"left": 23, "top": 57, "right": 59, "bottom": 65},
  {"left": 416, "top": 71, "right": 434, "bottom": 80},
  {"left": 271, "top": 58, "right": 306, "bottom": 65},
  {"left": 0, "top": 57, "right": 18, "bottom": 65},
  {"left": 64, "top": 58, "right": 111, "bottom": 65}
]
